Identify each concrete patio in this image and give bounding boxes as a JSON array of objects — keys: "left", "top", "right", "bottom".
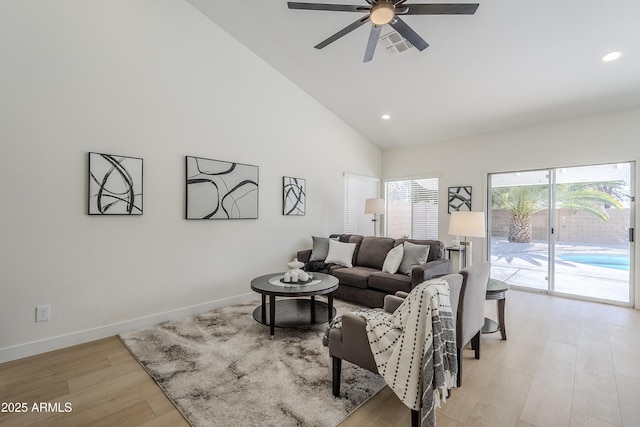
[{"left": 490, "top": 238, "right": 631, "bottom": 304}]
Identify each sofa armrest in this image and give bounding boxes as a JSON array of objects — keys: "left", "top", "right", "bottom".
[
  {"left": 410, "top": 259, "right": 453, "bottom": 288},
  {"left": 297, "top": 249, "right": 312, "bottom": 264},
  {"left": 383, "top": 295, "right": 405, "bottom": 313}
]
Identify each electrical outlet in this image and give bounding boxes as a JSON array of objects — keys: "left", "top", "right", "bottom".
[{"left": 36, "top": 305, "right": 51, "bottom": 322}]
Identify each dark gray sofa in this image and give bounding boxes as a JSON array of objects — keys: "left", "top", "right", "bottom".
[{"left": 297, "top": 234, "right": 452, "bottom": 308}]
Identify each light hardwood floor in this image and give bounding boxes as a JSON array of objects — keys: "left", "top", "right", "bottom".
[
  {"left": 1, "top": 290, "right": 639, "bottom": 427},
  {"left": 339, "top": 290, "right": 640, "bottom": 427},
  {"left": 0, "top": 336, "right": 189, "bottom": 427}
]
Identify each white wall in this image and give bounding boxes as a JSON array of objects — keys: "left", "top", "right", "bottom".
[
  {"left": 0, "top": 0, "right": 381, "bottom": 362},
  {"left": 383, "top": 107, "right": 640, "bottom": 308}
]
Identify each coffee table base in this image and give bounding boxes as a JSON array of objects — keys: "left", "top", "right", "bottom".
[{"left": 252, "top": 299, "right": 336, "bottom": 330}]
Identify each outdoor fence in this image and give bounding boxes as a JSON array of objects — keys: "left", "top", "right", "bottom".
[{"left": 491, "top": 208, "right": 630, "bottom": 245}]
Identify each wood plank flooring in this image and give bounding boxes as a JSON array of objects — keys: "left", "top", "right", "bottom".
[
  {"left": 339, "top": 290, "right": 640, "bottom": 427},
  {"left": 0, "top": 336, "right": 189, "bottom": 427},
  {"left": 1, "top": 290, "right": 639, "bottom": 426}
]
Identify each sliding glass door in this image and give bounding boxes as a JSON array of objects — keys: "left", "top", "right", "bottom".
[
  {"left": 489, "top": 170, "right": 550, "bottom": 292},
  {"left": 489, "top": 162, "right": 634, "bottom": 305},
  {"left": 551, "top": 164, "right": 633, "bottom": 302}
]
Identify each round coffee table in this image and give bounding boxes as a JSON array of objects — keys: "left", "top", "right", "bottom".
[
  {"left": 250, "top": 272, "right": 339, "bottom": 338},
  {"left": 482, "top": 278, "right": 509, "bottom": 340}
]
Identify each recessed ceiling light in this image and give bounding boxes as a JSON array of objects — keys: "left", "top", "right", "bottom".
[
  {"left": 601, "top": 51, "right": 622, "bottom": 62},
  {"left": 381, "top": 114, "right": 391, "bottom": 120}
]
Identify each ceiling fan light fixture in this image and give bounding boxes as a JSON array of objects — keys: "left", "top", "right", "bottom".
[
  {"left": 370, "top": 2, "right": 395, "bottom": 26},
  {"left": 288, "top": 1, "right": 479, "bottom": 61}
]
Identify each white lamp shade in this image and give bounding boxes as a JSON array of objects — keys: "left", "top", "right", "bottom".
[
  {"left": 448, "top": 211, "right": 486, "bottom": 238},
  {"left": 365, "top": 198, "right": 385, "bottom": 215}
]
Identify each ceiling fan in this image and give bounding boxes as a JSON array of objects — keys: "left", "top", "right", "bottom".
[{"left": 287, "top": 1, "right": 479, "bottom": 62}]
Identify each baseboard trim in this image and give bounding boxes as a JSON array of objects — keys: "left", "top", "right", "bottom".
[{"left": 0, "top": 293, "right": 257, "bottom": 363}]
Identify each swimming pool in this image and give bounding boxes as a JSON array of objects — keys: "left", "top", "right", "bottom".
[{"left": 556, "top": 253, "right": 629, "bottom": 271}]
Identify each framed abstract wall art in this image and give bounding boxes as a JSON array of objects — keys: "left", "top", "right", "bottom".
[
  {"left": 88, "top": 152, "right": 143, "bottom": 215},
  {"left": 448, "top": 186, "right": 472, "bottom": 213},
  {"left": 186, "top": 156, "right": 259, "bottom": 219},
  {"left": 283, "top": 176, "right": 306, "bottom": 216}
]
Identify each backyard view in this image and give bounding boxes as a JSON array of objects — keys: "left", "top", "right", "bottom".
[{"left": 489, "top": 163, "right": 633, "bottom": 304}]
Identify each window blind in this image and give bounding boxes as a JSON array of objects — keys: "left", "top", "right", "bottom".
[
  {"left": 385, "top": 178, "right": 438, "bottom": 239},
  {"left": 344, "top": 174, "right": 380, "bottom": 235}
]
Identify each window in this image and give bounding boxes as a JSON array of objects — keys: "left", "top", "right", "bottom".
[
  {"left": 385, "top": 178, "right": 438, "bottom": 239},
  {"left": 344, "top": 173, "right": 380, "bottom": 235}
]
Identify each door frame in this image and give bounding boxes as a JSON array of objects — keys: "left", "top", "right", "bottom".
[{"left": 486, "top": 161, "right": 635, "bottom": 307}]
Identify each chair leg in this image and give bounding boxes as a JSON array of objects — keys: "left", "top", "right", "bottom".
[
  {"left": 411, "top": 409, "right": 420, "bottom": 427},
  {"left": 456, "top": 347, "right": 462, "bottom": 387},
  {"left": 332, "top": 356, "right": 342, "bottom": 397},
  {"left": 472, "top": 330, "right": 481, "bottom": 360}
]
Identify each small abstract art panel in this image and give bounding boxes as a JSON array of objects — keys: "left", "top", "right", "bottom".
[
  {"left": 448, "top": 186, "right": 472, "bottom": 213},
  {"left": 283, "top": 176, "right": 306, "bottom": 216},
  {"left": 88, "top": 152, "right": 143, "bottom": 215},
  {"left": 186, "top": 156, "right": 259, "bottom": 219}
]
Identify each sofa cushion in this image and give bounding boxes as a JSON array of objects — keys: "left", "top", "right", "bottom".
[
  {"left": 309, "top": 236, "right": 330, "bottom": 261},
  {"left": 328, "top": 264, "right": 346, "bottom": 275},
  {"left": 395, "top": 239, "right": 444, "bottom": 262},
  {"left": 382, "top": 243, "right": 404, "bottom": 274},
  {"left": 330, "top": 234, "right": 363, "bottom": 266},
  {"left": 398, "top": 241, "right": 430, "bottom": 275},
  {"left": 332, "top": 266, "right": 380, "bottom": 289},
  {"left": 368, "top": 272, "right": 412, "bottom": 294},
  {"left": 325, "top": 239, "right": 357, "bottom": 268},
  {"left": 355, "top": 236, "right": 396, "bottom": 270}
]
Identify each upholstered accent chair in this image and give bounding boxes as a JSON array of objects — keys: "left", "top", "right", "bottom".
[
  {"left": 455, "top": 261, "right": 492, "bottom": 386},
  {"left": 328, "top": 273, "right": 464, "bottom": 427}
]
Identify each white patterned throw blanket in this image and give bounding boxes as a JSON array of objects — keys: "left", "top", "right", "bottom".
[{"left": 335, "top": 279, "right": 457, "bottom": 427}]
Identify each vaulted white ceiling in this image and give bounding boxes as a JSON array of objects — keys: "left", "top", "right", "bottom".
[{"left": 186, "top": 0, "right": 640, "bottom": 149}]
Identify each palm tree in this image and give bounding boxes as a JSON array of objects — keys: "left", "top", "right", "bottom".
[{"left": 492, "top": 182, "right": 624, "bottom": 243}]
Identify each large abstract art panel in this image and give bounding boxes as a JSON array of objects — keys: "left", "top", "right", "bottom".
[
  {"left": 186, "top": 156, "right": 259, "bottom": 220},
  {"left": 89, "top": 152, "right": 143, "bottom": 215},
  {"left": 283, "top": 176, "right": 306, "bottom": 216},
  {"left": 448, "top": 186, "right": 472, "bottom": 213}
]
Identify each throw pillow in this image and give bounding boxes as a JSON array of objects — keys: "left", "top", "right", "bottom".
[
  {"left": 382, "top": 244, "right": 404, "bottom": 274},
  {"left": 325, "top": 239, "right": 357, "bottom": 268},
  {"left": 309, "top": 236, "right": 330, "bottom": 261},
  {"left": 398, "top": 241, "right": 430, "bottom": 276}
]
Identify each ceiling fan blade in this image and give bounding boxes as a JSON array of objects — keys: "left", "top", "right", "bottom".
[
  {"left": 389, "top": 16, "right": 429, "bottom": 51},
  {"left": 287, "top": 2, "right": 368, "bottom": 12},
  {"left": 363, "top": 24, "right": 383, "bottom": 62},
  {"left": 402, "top": 3, "right": 479, "bottom": 15},
  {"left": 315, "top": 16, "right": 370, "bottom": 49}
]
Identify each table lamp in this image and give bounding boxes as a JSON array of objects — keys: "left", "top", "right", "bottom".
[{"left": 448, "top": 211, "right": 486, "bottom": 267}]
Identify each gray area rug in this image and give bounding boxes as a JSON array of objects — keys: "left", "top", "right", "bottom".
[{"left": 120, "top": 299, "right": 386, "bottom": 427}]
